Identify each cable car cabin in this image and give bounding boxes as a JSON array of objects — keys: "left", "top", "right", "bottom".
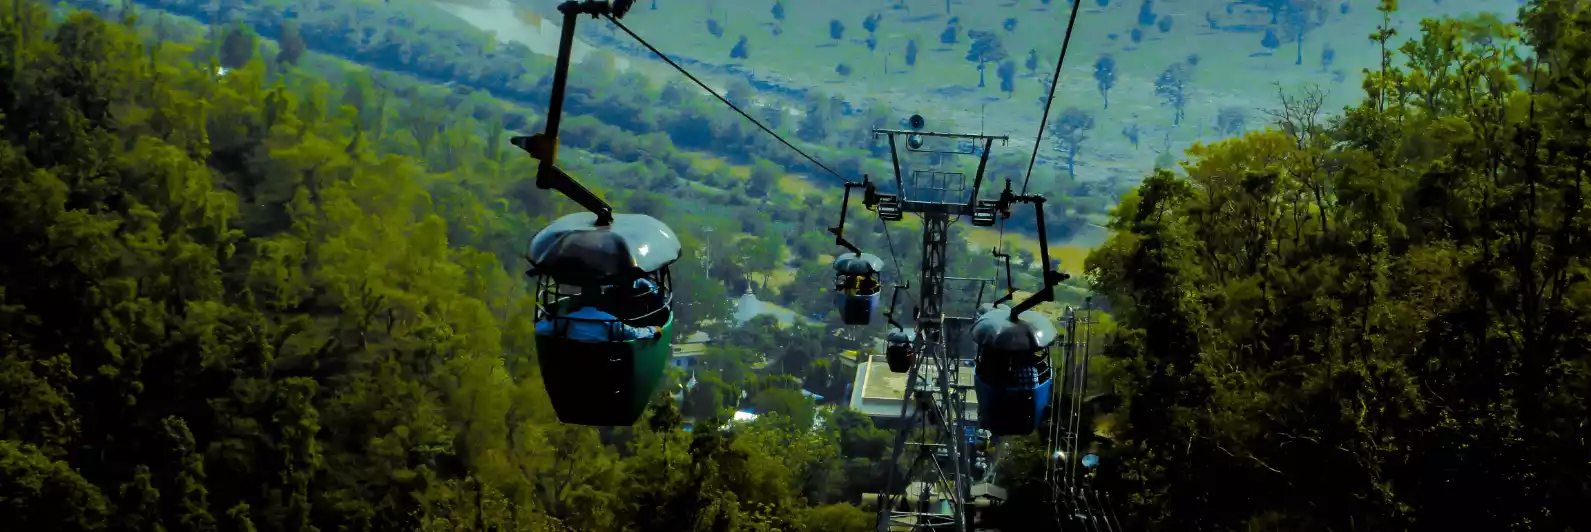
[
  {"left": 885, "top": 330, "right": 915, "bottom": 373},
  {"left": 526, "top": 212, "right": 682, "bottom": 426},
  {"left": 971, "top": 304, "right": 1059, "bottom": 436},
  {"left": 832, "top": 253, "right": 885, "bottom": 325}
]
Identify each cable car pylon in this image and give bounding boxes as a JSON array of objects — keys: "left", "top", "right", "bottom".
[{"left": 863, "top": 116, "right": 1009, "bottom": 532}]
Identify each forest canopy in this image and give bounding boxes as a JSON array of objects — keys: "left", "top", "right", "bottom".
[
  {"left": 0, "top": 2, "right": 885, "bottom": 530},
  {"left": 1085, "top": 1, "right": 1591, "bottom": 529},
  {"left": 3, "top": 0, "right": 1591, "bottom": 531}
]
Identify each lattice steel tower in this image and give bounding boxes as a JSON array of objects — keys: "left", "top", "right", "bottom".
[{"left": 870, "top": 121, "right": 1008, "bottom": 532}]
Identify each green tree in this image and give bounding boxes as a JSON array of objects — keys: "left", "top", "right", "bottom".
[
  {"left": 1153, "top": 61, "right": 1191, "bottom": 126},
  {"left": 275, "top": 18, "right": 304, "bottom": 65},
  {"left": 964, "top": 30, "right": 1007, "bottom": 87},
  {"left": 997, "top": 59, "right": 1016, "bottom": 97},
  {"left": 748, "top": 158, "right": 780, "bottom": 197},
  {"left": 798, "top": 93, "right": 834, "bottom": 143},
  {"left": 736, "top": 236, "right": 784, "bottom": 289},
  {"left": 685, "top": 372, "right": 738, "bottom": 419},
  {"left": 726, "top": 77, "right": 755, "bottom": 107},
  {"left": 0, "top": 3, "right": 914, "bottom": 530},
  {"left": 730, "top": 35, "right": 749, "bottom": 60},
  {"left": 1052, "top": 107, "right": 1094, "bottom": 178},
  {"left": 0, "top": 441, "right": 110, "bottom": 530},
  {"left": 1087, "top": 5, "right": 1591, "bottom": 529},
  {"left": 750, "top": 388, "right": 815, "bottom": 428},
  {"left": 1093, "top": 54, "right": 1116, "bottom": 109},
  {"left": 218, "top": 23, "right": 253, "bottom": 68},
  {"left": 671, "top": 242, "right": 733, "bottom": 333},
  {"left": 797, "top": 503, "right": 872, "bottom": 532}
]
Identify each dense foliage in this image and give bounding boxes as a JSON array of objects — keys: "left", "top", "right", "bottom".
[
  {"left": 0, "top": 3, "right": 895, "bottom": 529},
  {"left": 110, "top": 0, "right": 1105, "bottom": 241},
  {"left": 15, "top": 0, "right": 1587, "bottom": 530},
  {"left": 1088, "top": 1, "right": 1591, "bottom": 529}
]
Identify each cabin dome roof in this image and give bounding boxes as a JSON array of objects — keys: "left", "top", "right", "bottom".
[
  {"left": 833, "top": 253, "right": 885, "bottom": 275},
  {"left": 971, "top": 304, "right": 1059, "bottom": 352},
  {"left": 527, "top": 212, "right": 681, "bottom": 285}
]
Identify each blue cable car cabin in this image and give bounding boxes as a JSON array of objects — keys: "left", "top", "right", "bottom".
[
  {"left": 526, "top": 212, "right": 682, "bottom": 426},
  {"left": 832, "top": 253, "right": 885, "bottom": 325},
  {"left": 971, "top": 303, "right": 1059, "bottom": 436},
  {"left": 885, "top": 329, "right": 915, "bottom": 373}
]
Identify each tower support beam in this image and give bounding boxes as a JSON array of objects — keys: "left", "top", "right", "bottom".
[{"left": 872, "top": 122, "right": 1004, "bottom": 532}]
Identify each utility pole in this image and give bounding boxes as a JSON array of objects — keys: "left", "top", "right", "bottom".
[{"left": 700, "top": 226, "right": 713, "bottom": 272}]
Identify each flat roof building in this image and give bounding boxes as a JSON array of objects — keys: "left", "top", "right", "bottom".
[
  {"left": 849, "top": 354, "right": 979, "bottom": 425},
  {"left": 668, "top": 330, "right": 712, "bottom": 371}
]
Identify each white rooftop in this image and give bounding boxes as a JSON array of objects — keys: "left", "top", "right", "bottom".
[{"left": 849, "top": 355, "right": 979, "bottom": 422}]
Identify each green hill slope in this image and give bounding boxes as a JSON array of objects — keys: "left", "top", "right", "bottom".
[{"left": 503, "top": 0, "right": 1511, "bottom": 184}]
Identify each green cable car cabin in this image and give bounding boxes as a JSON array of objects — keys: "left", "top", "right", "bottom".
[
  {"left": 528, "top": 212, "right": 681, "bottom": 426},
  {"left": 509, "top": 0, "right": 683, "bottom": 426}
]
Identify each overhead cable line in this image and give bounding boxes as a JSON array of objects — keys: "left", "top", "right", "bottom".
[
  {"left": 879, "top": 214, "right": 915, "bottom": 307},
  {"left": 604, "top": 15, "right": 847, "bottom": 182},
  {"left": 996, "top": 206, "right": 1009, "bottom": 272},
  {"left": 1021, "top": 0, "right": 1086, "bottom": 196},
  {"left": 605, "top": 14, "right": 917, "bottom": 310}
]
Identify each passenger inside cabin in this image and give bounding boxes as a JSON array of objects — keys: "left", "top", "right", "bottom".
[
  {"left": 625, "top": 278, "right": 662, "bottom": 317},
  {"left": 837, "top": 273, "right": 881, "bottom": 296},
  {"left": 856, "top": 274, "right": 880, "bottom": 295},
  {"left": 979, "top": 348, "right": 1043, "bottom": 387},
  {"left": 535, "top": 282, "right": 662, "bottom": 342}
]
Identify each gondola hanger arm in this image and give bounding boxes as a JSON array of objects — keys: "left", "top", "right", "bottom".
[
  {"left": 509, "top": 0, "right": 643, "bottom": 226},
  {"left": 1005, "top": 194, "right": 1071, "bottom": 320},
  {"left": 884, "top": 282, "right": 911, "bottom": 332},
  {"left": 827, "top": 175, "right": 874, "bottom": 257}
]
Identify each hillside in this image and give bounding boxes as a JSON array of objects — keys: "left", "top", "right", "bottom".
[
  {"left": 118, "top": 0, "right": 1116, "bottom": 256},
  {"left": 496, "top": 0, "right": 1508, "bottom": 186},
  {"left": 0, "top": 3, "right": 899, "bottom": 529},
  {"left": 8, "top": 0, "right": 1591, "bottom": 531}
]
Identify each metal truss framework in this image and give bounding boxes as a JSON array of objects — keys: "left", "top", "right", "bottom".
[
  {"left": 872, "top": 128, "right": 1007, "bottom": 532},
  {"left": 1048, "top": 308, "right": 1123, "bottom": 531},
  {"left": 867, "top": 126, "right": 1121, "bottom": 532}
]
